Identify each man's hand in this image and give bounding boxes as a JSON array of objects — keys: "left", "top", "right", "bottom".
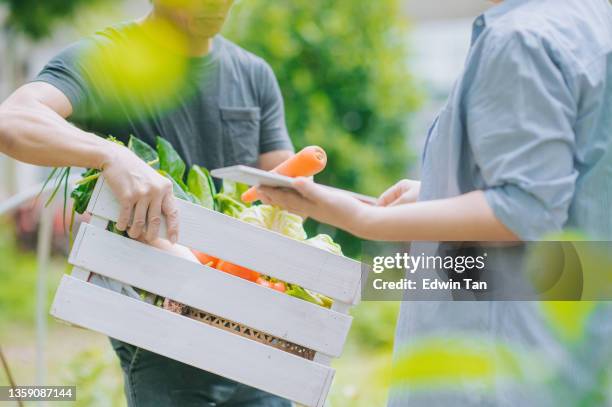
[
  {"left": 377, "top": 179, "right": 421, "bottom": 207},
  {"left": 101, "top": 143, "right": 179, "bottom": 243}
]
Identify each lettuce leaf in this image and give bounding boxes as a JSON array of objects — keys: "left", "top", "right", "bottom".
[
  {"left": 215, "top": 193, "right": 247, "bottom": 218},
  {"left": 305, "top": 234, "right": 343, "bottom": 256},
  {"left": 188, "top": 165, "right": 216, "bottom": 210},
  {"left": 221, "top": 179, "right": 251, "bottom": 206},
  {"left": 128, "top": 135, "right": 159, "bottom": 169},
  {"left": 238, "top": 205, "right": 306, "bottom": 240},
  {"left": 157, "top": 136, "right": 186, "bottom": 188}
]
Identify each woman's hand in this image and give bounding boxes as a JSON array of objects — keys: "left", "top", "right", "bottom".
[
  {"left": 378, "top": 179, "right": 421, "bottom": 206},
  {"left": 257, "top": 178, "right": 365, "bottom": 232}
]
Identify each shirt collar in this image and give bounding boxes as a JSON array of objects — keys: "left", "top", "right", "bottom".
[
  {"left": 484, "top": 0, "right": 531, "bottom": 23},
  {"left": 471, "top": 0, "right": 532, "bottom": 45}
]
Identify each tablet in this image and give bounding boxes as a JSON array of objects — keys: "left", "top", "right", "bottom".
[{"left": 210, "top": 165, "right": 378, "bottom": 205}]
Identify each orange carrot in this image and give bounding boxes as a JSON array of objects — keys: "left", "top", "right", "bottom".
[
  {"left": 241, "top": 146, "right": 327, "bottom": 203},
  {"left": 191, "top": 249, "right": 219, "bottom": 268}
]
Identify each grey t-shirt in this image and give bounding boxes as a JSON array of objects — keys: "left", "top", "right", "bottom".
[
  {"left": 35, "top": 22, "right": 293, "bottom": 171},
  {"left": 34, "top": 23, "right": 293, "bottom": 299}
]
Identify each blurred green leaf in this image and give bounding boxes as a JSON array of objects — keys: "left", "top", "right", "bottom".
[{"left": 1, "top": 0, "right": 114, "bottom": 39}]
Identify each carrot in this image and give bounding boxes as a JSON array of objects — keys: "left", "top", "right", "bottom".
[
  {"left": 216, "top": 260, "right": 261, "bottom": 282},
  {"left": 191, "top": 249, "right": 219, "bottom": 268},
  {"left": 242, "top": 146, "right": 328, "bottom": 203}
]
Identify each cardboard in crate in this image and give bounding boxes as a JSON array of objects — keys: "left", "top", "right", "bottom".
[{"left": 51, "top": 176, "right": 362, "bottom": 407}]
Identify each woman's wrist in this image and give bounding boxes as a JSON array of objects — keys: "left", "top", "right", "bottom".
[{"left": 336, "top": 200, "right": 378, "bottom": 239}]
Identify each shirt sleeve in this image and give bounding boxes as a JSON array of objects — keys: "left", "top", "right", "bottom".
[
  {"left": 465, "top": 29, "right": 578, "bottom": 240},
  {"left": 32, "top": 40, "right": 93, "bottom": 120},
  {"left": 256, "top": 60, "right": 294, "bottom": 154}
]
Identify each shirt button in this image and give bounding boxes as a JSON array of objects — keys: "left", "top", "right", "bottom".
[{"left": 475, "top": 18, "right": 484, "bottom": 27}]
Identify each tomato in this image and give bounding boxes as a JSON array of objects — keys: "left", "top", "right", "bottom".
[
  {"left": 217, "top": 261, "right": 260, "bottom": 282},
  {"left": 272, "top": 282, "right": 286, "bottom": 293},
  {"left": 191, "top": 249, "right": 219, "bottom": 268},
  {"left": 256, "top": 277, "right": 272, "bottom": 288}
]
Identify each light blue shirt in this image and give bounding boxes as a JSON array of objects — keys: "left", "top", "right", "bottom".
[
  {"left": 390, "top": 1, "right": 612, "bottom": 406},
  {"left": 420, "top": 0, "right": 612, "bottom": 240}
]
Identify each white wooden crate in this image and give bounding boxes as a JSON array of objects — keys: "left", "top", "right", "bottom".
[{"left": 51, "top": 176, "right": 362, "bottom": 407}]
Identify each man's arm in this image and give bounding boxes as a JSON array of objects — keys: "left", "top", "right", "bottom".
[
  {"left": 0, "top": 82, "right": 178, "bottom": 242},
  {"left": 258, "top": 150, "right": 293, "bottom": 171},
  {"left": 256, "top": 60, "right": 294, "bottom": 171}
]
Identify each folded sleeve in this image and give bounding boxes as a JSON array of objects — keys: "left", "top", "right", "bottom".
[{"left": 465, "top": 29, "right": 578, "bottom": 240}]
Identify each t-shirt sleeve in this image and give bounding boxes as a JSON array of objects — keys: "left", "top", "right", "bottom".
[
  {"left": 256, "top": 61, "right": 294, "bottom": 154},
  {"left": 33, "top": 40, "right": 93, "bottom": 119}
]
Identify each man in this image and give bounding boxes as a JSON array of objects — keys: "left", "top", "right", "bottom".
[
  {"left": 0, "top": 0, "right": 293, "bottom": 405},
  {"left": 259, "top": 0, "right": 612, "bottom": 406}
]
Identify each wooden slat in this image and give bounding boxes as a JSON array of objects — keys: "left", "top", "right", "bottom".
[
  {"left": 51, "top": 275, "right": 334, "bottom": 407},
  {"left": 87, "top": 177, "right": 362, "bottom": 304},
  {"left": 68, "top": 223, "right": 352, "bottom": 357}
]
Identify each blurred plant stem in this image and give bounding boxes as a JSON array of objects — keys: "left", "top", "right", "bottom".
[{"left": 0, "top": 345, "right": 24, "bottom": 407}]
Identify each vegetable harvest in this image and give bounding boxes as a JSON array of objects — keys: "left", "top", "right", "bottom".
[{"left": 47, "top": 135, "right": 342, "bottom": 310}]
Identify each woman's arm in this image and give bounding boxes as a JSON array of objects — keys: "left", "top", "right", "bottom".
[
  {"left": 258, "top": 179, "right": 518, "bottom": 242},
  {"left": 356, "top": 190, "right": 518, "bottom": 241}
]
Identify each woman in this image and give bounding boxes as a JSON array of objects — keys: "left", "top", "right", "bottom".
[{"left": 259, "top": 0, "right": 612, "bottom": 405}]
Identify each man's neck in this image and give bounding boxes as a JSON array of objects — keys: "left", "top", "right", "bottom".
[{"left": 138, "top": 12, "right": 213, "bottom": 57}]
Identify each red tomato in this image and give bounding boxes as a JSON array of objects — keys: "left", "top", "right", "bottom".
[
  {"left": 217, "top": 261, "right": 260, "bottom": 282},
  {"left": 191, "top": 250, "right": 219, "bottom": 268},
  {"left": 256, "top": 277, "right": 272, "bottom": 288},
  {"left": 272, "top": 282, "right": 286, "bottom": 293}
]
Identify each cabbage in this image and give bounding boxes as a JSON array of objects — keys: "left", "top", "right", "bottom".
[
  {"left": 239, "top": 205, "right": 307, "bottom": 240},
  {"left": 305, "top": 234, "right": 343, "bottom": 256}
]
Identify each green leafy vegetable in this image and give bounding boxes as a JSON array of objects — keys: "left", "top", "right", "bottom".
[
  {"left": 70, "top": 168, "right": 99, "bottom": 214},
  {"left": 306, "top": 234, "right": 343, "bottom": 256},
  {"left": 45, "top": 167, "right": 70, "bottom": 208},
  {"left": 285, "top": 284, "right": 325, "bottom": 306},
  {"left": 37, "top": 167, "right": 58, "bottom": 203},
  {"left": 157, "top": 136, "right": 186, "bottom": 189},
  {"left": 215, "top": 193, "right": 246, "bottom": 218},
  {"left": 238, "top": 205, "right": 306, "bottom": 240},
  {"left": 158, "top": 170, "right": 198, "bottom": 204},
  {"left": 187, "top": 165, "right": 216, "bottom": 210},
  {"left": 221, "top": 179, "right": 251, "bottom": 205},
  {"left": 61, "top": 167, "right": 71, "bottom": 231},
  {"left": 128, "top": 135, "right": 159, "bottom": 168}
]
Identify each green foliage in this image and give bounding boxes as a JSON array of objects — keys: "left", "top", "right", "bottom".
[
  {"left": 60, "top": 347, "right": 125, "bottom": 407},
  {"left": 0, "top": 0, "right": 111, "bottom": 39},
  {"left": 225, "top": 0, "right": 422, "bottom": 257},
  {"left": 348, "top": 302, "right": 400, "bottom": 352},
  {"left": 0, "top": 220, "right": 62, "bottom": 329}
]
